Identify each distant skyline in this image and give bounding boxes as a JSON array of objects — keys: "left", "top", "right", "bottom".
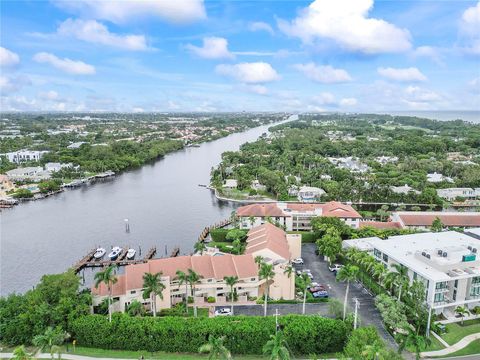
[{"left": 1, "top": 0, "right": 479, "bottom": 112}]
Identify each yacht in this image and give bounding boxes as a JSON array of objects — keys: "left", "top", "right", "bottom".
[
  {"left": 108, "top": 246, "right": 122, "bottom": 260},
  {"left": 126, "top": 248, "right": 136, "bottom": 260},
  {"left": 93, "top": 247, "right": 106, "bottom": 260}
]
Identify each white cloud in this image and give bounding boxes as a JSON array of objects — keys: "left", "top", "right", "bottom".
[
  {"left": 244, "top": 84, "right": 269, "bottom": 95},
  {"left": 58, "top": 19, "right": 148, "bottom": 51},
  {"left": 0, "top": 47, "right": 20, "bottom": 67},
  {"left": 339, "top": 97, "right": 358, "bottom": 106},
  {"left": 53, "top": 0, "right": 206, "bottom": 24},
  {"left": 412, "top": 46, "right": 444, "bottom": 66},
  {"left": 248, "top": 21, "right": 274, "bottom": 35},
  {"left": 215, "top": 62, "right": 280, "bottom": 83},
  {"left": 403, "top": 86, "right": 443, "bottom": 109},
  {"left": 377, "top": 67, "right": 427, "bottom": 82},
  {"left": 38, "top": 90, "right": 60, "bottom": 101},
  {"left": 0, "top": 75, "right": 31, "bottom": 93},
  {"left": 460, "top": 2, "right": 480, "bottom": 55},
  {"left": 312, "top": 92, "right": 336, "bottom": 105},
  {"left": 33, "top": 52, "right": 96, "bottom": 75},
  {"left": 294, "top": 63, "right": 352, "bottom": 83},
  {"left": 278, "top": 0, "right": 412, "bottom": 54},
  {"left": 185, "top": 37, "right": 234, "bottom": 59}
]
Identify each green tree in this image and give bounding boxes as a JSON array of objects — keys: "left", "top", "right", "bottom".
[
  {"left": 455, "top": 306, "right": 469, "bottom": 325},
  {"left": 336, "top": 264, "right": 359, "bottom": 320},
  {"left": 12, "top": 188, "right": 33, "bottom": 199},
  {"left": 10, "top": 346, "right": 32, "bottom": 360},
  {"left": 316, "top": 229, "right": 342, "bottom": 265},
  {"left": 396, "top": 326, "right": 430, "bottom": 360},
  {"left": 198, "top": 335, "right": 232, "bottom": 360},
  {"left": 33, "top": 327, "right": 67, "bottom": 360},
  {"left": 298, "top": 272, "right": 312, "bottom": 315},
  {"left": 384, "top": 264, "right": 409, "bottom": 301},
  {"left": 142, "top": 272, "right": 165, "bottom": 317},
  {"left": 175, "top": 270, "right": 189, "bottom": 313},
  {"left": 328, "top": 298, "right": 344, "bottom": 319},
  {"left": 343, "top": 327, "right": 384, "bottom": 360},
  {"left": 283, "top": 265, "right": 294, "bottom": 279},
  {"left": 194, "top": 241, "right": 207, "bottom": 255},
  {"left": 431, "top": 217, "right": 443, "bottom": 232},
  {"left": 259, "top": 263, "right": 275, "bottom": 317},
  {"left": 187, "top": 269, "right": 202, "bottom": 317},
  {"left": 94, "top": 264, "right": 118, "bottom": 322},
  {"left": 226, "top": 228, "right": 246, "bottom": 242},
  {"left": 126, "top": 300, "right": 145, "bottom": 317},
  {"left": 255, "top": 255, "right": 264, "bottom": 266},
  {"left": 262, "top": 331, "right": 290, "bottom": 360},
  {"left": 224, "top": 275, "right": 239, "bottom": 314}
]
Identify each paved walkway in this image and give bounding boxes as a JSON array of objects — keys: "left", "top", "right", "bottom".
[
  {"left": 421, "top": 332, "right": 480, "bottom": 358},
  {"left": 0, "top": 354, "right": 131, "bottom": 360}
]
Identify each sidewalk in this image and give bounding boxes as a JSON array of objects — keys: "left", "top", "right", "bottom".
[
  {"left": 0, "top": 353, "right": 130, "bottom": 360},
  {"left": 421, "top": 332, "right": 480, "bottom": 358}
]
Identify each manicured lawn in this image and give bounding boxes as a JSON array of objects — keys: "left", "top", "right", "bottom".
[
  {"left": 441, "top": 319, "right": 480, "bottom": 345},
  {"left": 425, "top": 336, "right": 446, "bottom": 351}
]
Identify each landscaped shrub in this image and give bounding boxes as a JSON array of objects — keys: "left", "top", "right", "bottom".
[
  {"left": 207, "top": 296, "right": 216, "bottom": 303},
  {"left": 71, "top": 314, "right": 348, "bottom": 355},
  {"left": 210, "top": 229, "right": 229, "bottom": 242}
]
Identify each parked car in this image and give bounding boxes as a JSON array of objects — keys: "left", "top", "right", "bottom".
[
  {"left": 301, "top": 269, "right": 311, "bottom": 273},
  {"left": 308, "top": 282, "right": 319, "bottom": 288},
  {"left": 296, "top": 270, "right": 302, "bottom": 276},
  {"left": 292, "top": 257, "right": 304, "bottom": 265},
  {"left": 214, "top": 308, "right": 232, "bottom": 316},
  {"left": 312, "top": 290, "right": 329, "bottom": 298},
  {"left": 308, "top": 285, "right": 326, "bottom": 293},
  {"left": 328, "top": 264, "right": 343, "bottom": 273}
]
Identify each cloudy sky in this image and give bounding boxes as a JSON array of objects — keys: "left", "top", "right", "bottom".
[{"left": 1, "top": 0, "right": 479, "bottom": 112}]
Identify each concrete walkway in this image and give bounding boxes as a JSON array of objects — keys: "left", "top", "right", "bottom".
[
  {"left": 0, "top": 353, "right": 131, "bottom": 360},
  {"left": 421, "top": 332, "right": 480, "bottom": 358}
]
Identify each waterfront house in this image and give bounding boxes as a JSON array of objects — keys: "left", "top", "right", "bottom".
[
  {"left": 237, "top": 201, "right": 362, "bottom": 231},
  {"left": 343, "top": 231, "right": 480, "bottom": 318},
  {"left": 0, "top": 150, "right": 49, "bottom": 164},
  {"left": 6, "top": 167, "right": 51, "bottom": 181},
  {"left": 223, "top": 179, "right": 238, "bottom": 189},
  {"left": 437, "top": 188, "right": 477, "bottom": 201}
]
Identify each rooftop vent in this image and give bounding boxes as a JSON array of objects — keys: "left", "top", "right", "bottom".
[
  {"left": 438, "top": 249, "right": 443, "bottom": 256},
  {"left": 468, "top": 246, "right": 473, "bottom": 251},
  {"left": 473, "top": 248, "right": 478, "bottom": 254},
  {"left": 422, "top": 251, "right": 426, "bottom": 257},
  {"left": 443, "top": 252, "right": 448, "bottom": 258},
  {"left": 426, "top": 254, "right": 431, "bottom": 259}
]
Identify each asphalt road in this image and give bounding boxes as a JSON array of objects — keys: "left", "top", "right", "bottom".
[
  {"left": 300, "top": 243, "right": 399, "bottom": 351},
  {"left": 215, "top": 302, "right": 331, "bottom": 316}
]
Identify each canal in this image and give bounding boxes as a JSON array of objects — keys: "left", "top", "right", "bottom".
[{"left": 0, "top": 115, "right": 297, "bottom": 295}]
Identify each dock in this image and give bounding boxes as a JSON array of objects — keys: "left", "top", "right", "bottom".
[
  {"left": 72, "top": 246, "right": 157, "bottom": 274},
  {"left": 197, "top": 218, "right": 232, "bottom": 243}
]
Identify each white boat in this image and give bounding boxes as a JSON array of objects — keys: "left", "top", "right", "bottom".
[
  {"left": 93, "top": 247, "right": 106, "bottom": 260},
  {"left": 108, "top": 246, "right": 122, "bottom": 260},
  {"left": 126, "top": 248, "right": 136, "bottom": 260}
]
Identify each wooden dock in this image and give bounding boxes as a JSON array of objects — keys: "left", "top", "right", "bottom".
[
  {"left": 72, "top": 246, "right": 157, "bottom": 274},
  {"left": 197, "top": 218, "right": 232, "bottom": 243}
]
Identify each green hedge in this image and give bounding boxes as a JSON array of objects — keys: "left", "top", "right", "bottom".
[
  {"left": 288, "top": 231, "right": 320, "bottom": 243},
  {"left": 71, "top": 314, "right": 348, "bottom": 355},
  {"left": 210, "top": 228, "right": 229, "bottom": 242}
]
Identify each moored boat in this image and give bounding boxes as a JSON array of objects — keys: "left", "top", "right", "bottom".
[
  {"left": 108, "top": 246, "right": 122, "bottom": 260},
  {"left": 93, "top": 247, "right": 106, "bottom": 260},
  {"left": 126, "top": 248, "right": 136, "bottom": 260}
]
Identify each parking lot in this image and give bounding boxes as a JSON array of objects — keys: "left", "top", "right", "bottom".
[{"left": 215, "top": 302, "right": 330, "bottom": 317}]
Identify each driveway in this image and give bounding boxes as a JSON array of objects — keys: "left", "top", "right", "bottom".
[
  {"left": 215, "top": 302, "right": 330, "bottom": 317},
  {"left": 301, "top": 243, "right": 398, "bottom": 350}
]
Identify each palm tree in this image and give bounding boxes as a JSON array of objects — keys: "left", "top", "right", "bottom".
[
  {"left": 336, "top": 264, "right": 359, "bottom": 321},
  {"left": 283, "top": 265, "right": 294, "bottom": 279},
  {"left": 262, "top": 331, "right": 290, "bottom": 360},
  {"left": 199, "top": 335, "right": 232, "bottom": 360},
  {"left": 33, "top": 327, "right": 67, "bottom": 360},
  {"left": 11, "top": 346, "right": 32, "bottom": 360},
  {"left": 249, "top": 215, "right": 256, "bottom": 227},
  {"left": 224, "top": 275, "right": 239, "bottom": 315},
  {"left": 142, "top": 272, "right": 165, "bottom": 317},
  {"left": 397, "top": 326, "right": 430, "bottom": 360},
  {"left": 188, "top": 269, "right": 202, "bottom": 317},
  {"left": 175, "top": 270, "right": 189, "bottom": 313},
  {"left": 384, "top": 264, "right": 409, "bottom": 301},
  {"left": 255, "top": 255, "right": 264, "bottom": 266},
  {"left": 259, "top": 262, "right": 275, "bottom": 317},
  {"left": 94, "top": 264, "right": 118, "bottom": 322},
  {"left": 298, "top": 272, "right": 312, "bottom": 315},
  {"left": 194, "top": 241, "right": 207, "bottom": 255},
  {"left": 371, "top": 263, "right": 387, "bottom": 282},
  {"left": 126, "top": 300, "right": 145, "bottom": 317},
  {"left": 455, "top": 306, "right": 469, "bottom": 325}
]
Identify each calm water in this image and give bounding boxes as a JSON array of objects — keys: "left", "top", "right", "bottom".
[{"left": 0, "top": 116, "right": 297, "bottom": 295}]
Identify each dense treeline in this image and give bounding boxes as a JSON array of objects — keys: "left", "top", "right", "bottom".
[
  {"left": 212, "top": 114, "right": 479, "bottom": 204},
  {"left": 72, "top": 313, "right": 348, "bottom": 355}
]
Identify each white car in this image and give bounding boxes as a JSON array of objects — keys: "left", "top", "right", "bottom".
[
  {"left": 214, "top": 308, "right": 232, "bottom": 316},
  {"left": 291, "top": 257, "right": 304, "bottom": 265},
  {"left": 329, "top": 264, "right": 343, "bottom": 272}
]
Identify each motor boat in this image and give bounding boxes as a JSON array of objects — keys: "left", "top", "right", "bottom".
[
  {"left": 126, "top": 248, "right": 136, "bottom": 260},
  {"left": 108, "top": 246, "right": 122, "bottom": 260},
  {"left": 93, "top": 247, "right": 106, "bottom": 260}
]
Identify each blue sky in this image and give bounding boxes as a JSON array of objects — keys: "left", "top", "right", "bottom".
[{"left": 1, "top": 0, "right": 479, "bottom": 112}]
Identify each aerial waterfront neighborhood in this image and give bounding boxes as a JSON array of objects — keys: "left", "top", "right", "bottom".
[{"left": 2, "top": 0, "right": 480, "bottom": 359}]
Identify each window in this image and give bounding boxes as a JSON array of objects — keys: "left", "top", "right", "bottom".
[
  {"left": 472, "top": 277, "right": 480, "bottom": 285},
  {"left": 454, "top": 280, "right": 459, "bottom": 288},
  {"left": 453, "top": 289, "right": 457, "bottom": 301},
  {"left": 130, "top": 290, "right": 136, "bottom": 294},
  {"left": 436, "top": 282, "right": 448, "bottom": 290},
  {"left": 413, "top": 272, "right": 417, "bottom": 280},
  {"left": 374, "top": 249, "right": 382, "bottom": 258},
  {"left": 470, "top": 286, "right": 480, "bottom": 297},
  {"left": 382, "top": 253, "right": 389, "bottom": 262},
  {"left": 434, "top": 293, "right": 444, "bottom": 303}
]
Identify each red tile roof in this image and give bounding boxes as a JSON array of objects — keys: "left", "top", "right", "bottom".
[
  {"left": 245, "top": 223, "right": 291, "bottom": 260},
  {"left": 320, "top": 201, "right": 362, "bottom": 218},
  {"left": 360, "top": 221, "right": 403, "bottom": 229},
  {"left": 398, "top": 213, "right": 480, "bottom": 227},
  {"left": 92, "top": 254, "right": 258, "bottom": 297},
  {"left": 236, "top": 203, "right": 287, "bottom": 217}
]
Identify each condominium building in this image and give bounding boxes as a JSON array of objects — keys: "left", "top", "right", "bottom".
[
  {"left": 0, "top": 150, "right": 49, "bottom": 164},
  {"left": 92, "top": 223, "right": 298, "bottom": 313},
  {"left": 391, "top": 211, "right": 480, "bottom": 229},
  {"left": 343, "top": 231, "right": 480, "bottom": 316},
  {"left": 236, "top": 201, "right": 362, "bottom": 231}
]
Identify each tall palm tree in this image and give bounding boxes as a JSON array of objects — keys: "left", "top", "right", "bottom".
[
  {"left": 336, "top": 264, "right": 359, "bottom": 321},
  {"left": 188, "top": 268, "right": 202, "bottom": 317},
  {"left": 455, "top": 306, "right": 469, "bottom": 325},
  {"left": 175, "top": 270, "right": 189, "bottom": 313},
  {"left": 298, "top": 272, "right": 312, "bottom": 315},
  {"left": 11, "top": 346, "right": 32, "bottom": 360},
  {"left": 371, "top": 263, "right": 387, "bottom": 282},
  {"left": 142, "top": 272, "right": 166, "bottom": 317},
  {"left": 262, "top": 331, "right": 290, "bottom": 360},
  {"left": 33, "top": 327, "right": 67, "bottom": 360},
  {"left": 384, "top": 264, "right": 409, "bottom": 301},
  {"left": 94, "top": 264, "right": 118, "bottom": 322},
  {"left": 249, "top": 216, "right": 256, "bottom": 227},
  {"left": 397, "top": 326, "right": 430, "bottom": 360},
  {"left": 254, "top": 255, "right": 264, "bottom": 266},
  {"left": 199, "top": 335, "right": 232, "bottom": 360},
  {"left": 259, "top": 263, "right": 275, "bottom": 317},
  {"left": 194, "top": 241, "right": 207, "bottom": 255},
  {"left": 283, "top": 265, "right": 294, "bottom": 279},
  {"left": 224, "top": 275, "right": 239, "bottom": 315}
]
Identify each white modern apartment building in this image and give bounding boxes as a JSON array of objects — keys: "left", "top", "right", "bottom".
[
  {"left": 437, "top": 188, "right": 477, "bottom": 201},
  {"left": 236, "top": 201, "right": 362, "bottom": 231},
  {"left": 0, "top": 150, "right": 49, "bottom": 164},
  {"left": 344, "top": 231, "right": 480, "bottom": 316}
]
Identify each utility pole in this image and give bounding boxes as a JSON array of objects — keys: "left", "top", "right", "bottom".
[{"left": 353, "top": 297, "right": 360, "bottom": 330}]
